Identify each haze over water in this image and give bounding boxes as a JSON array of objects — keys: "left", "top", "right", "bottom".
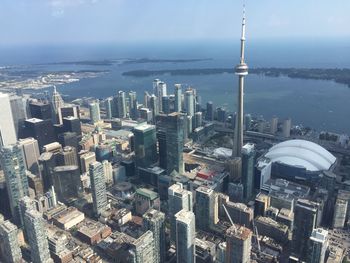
[{"left": 1, "top": 39, "right": 350, "bottom": 133}]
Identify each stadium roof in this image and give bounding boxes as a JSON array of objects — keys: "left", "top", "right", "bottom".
[{"left": 265, "top": 139, "right": 336, "bottom": 172}]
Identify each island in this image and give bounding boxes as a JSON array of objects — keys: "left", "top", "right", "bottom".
[{"left": 122, "top": 67, "right": 350, "bottom": 87}]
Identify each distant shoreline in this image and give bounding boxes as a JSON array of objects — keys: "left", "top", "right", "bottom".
[{"left": 122, "top": 68, "right": 350, "bottom": 87}]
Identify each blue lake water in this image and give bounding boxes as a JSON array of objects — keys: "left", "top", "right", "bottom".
[{"left": 0, "top": 40, "right": 350, "bottom": 133}]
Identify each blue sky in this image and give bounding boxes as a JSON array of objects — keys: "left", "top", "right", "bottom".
[{"left": 1, "top": 0, "right": 349, "bottom": 45}]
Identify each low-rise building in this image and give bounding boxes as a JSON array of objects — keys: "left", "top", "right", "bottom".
[
  {"left": 52, "top": 207, "right": 85, "bottom": 230},
  {"left": 77, "top": 219, "right": 112, "bottom": 245}
]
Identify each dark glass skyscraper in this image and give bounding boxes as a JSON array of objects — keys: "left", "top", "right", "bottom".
[
  {"left": 156, "top": 112, "right": 185, "bottom": 175},
  {"left": 134, "top": 124, "right": 158, "bottom": 168}
]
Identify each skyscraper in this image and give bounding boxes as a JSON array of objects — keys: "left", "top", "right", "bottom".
[
  {"left": 241, "top": 143, "right": 255, "bottom": 201},
  {"left": 0, "top": 93, "right": 17, "bottom": 147},
  {"left": 270, "top": 117, "right": 278, "bottom": 134},
  {"left": 105, "top": 97, "right": 113, "bottom": 119},
  {"left": 89, "top": 101, "right": 101, "bottom": 124},
  {"left": 116, "top": 91, "right": 127, "bottom": 118},
  {"left": 130, "top": 230, "right": 156, "bottom": 263},
  {"left": 128, "top": 91, "right": 138, "bottom": 119},
  {"left": 0, "top": 144, "right": 29, "bottom": 225},
  {"left": 10, "top": 95, "right": 27, "bottom": 136},
  {"left": 292, "top": 199, "right": 319, "bottom": 261},
  {"left": 195, "top": 186, "right": 218, "bottom": 230},
  {"left": 143, "top": 209, "right": 166, "bottom": 263},
  {"left": 102, "top": 160, "right": 113, "bottom": 185},
  {"left": 175, "top": 210, "right": 196, "bottom": 263},
  {"left": 283, "top": 118, "right": 292, "bottom": 137},
  {"left": 174, "top": 84, "right": 182, "bottom": 112},
  {"left": 23, "top": 118, "right": 55, "bottom": 150},
  {"left": 19, "top": 137, "right": 41, "bottom": 176},
  {"left": 225, "top": 224, "right": 252, "bottom": 263},
  {"left": 206, "top": 101, "right": 214, "bottom": 121},
  {"left": 168, "top": 183, "right": 193, "bottom": 243},
  {"left": 89, "top": 161, "right": 107, "bottom": 216},
  {"left": 0, "top": 219, "right": 23, "bottom": 263},
  {"left": 149, "top": 94, "right": 159, "bottom": 121},
  {"left": 134, "top": 124, "right": 158, "bottom": 168},
  {"left": 51, "top": 86, "right": 64, "bottom": 124},
  {"left": 308, "top": 228, "right": 328, "bottom": 263},
  {"left": 232, "top": 10, "right": 248, "bottom": 158},
  {"left": 29, "top": 101, "right": 52, "bottom": 121},
  {"left": 161, "top": 95, "right": 170, "bottom": 114},
  {"left": 184, "top": 89, "right": 195, "bottom": 117},
  {"left": 156, "top": 112, "right": 185, "bottom": 175},
  {"left": 24, "top": 208, "right": 53, "bottom": 263}
]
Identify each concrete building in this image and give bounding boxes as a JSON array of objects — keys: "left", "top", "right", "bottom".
[
  {"left": 308, "top": 228, "right": 328, "bottom": 263},
  {"left": 225, "top": 224, "right": 252, "bottom": 263},
  {"left": 134, "top": 188, "right": 160, "bottom": 215},
  {"left": 19, "top": 137, "right": 41, "bottom": 176},
  {"left": 195, "top": 186, "right": 218, "bottom": 230},
  {"left": 56, "top": 146, "right": 78, "bottom": 166},
  {"left": 76, "top": 219, "right": 111, "bottom": 245},
  {"left": 0, "top": 144, "right": 29, "bottom": 225},
  {"left": 0, "top": 93, "right": 17, "bottom": 147},
  {"left": 254, "top": 192, "right": 270, "bottom": 217},
  {"left": 24, "top": 208, "right": 53, "bottom": 263},
  {"left": 175, "top": 210, "right": 196, "bottom": 263},
  {"left": 10, "top": 95, "right": 27, "bottom": 136},
  {"left": 254, "top": 216, "right": 289, "bottom": 244},
  {"left": 224, "top": 201, "right": 253, "bottom": 228},
  {"left": 102, "top": 160, "right": 113, "bottom": 185},
  {"left": 332, "top": 198, "right": 347, "bottom": 228},
  {"left": 89, "top": 161, "right": 108, "bottom": 216},
  {"left": 51, "top": 206, "right": 85, "bottom": 230},
  {"left": 168, "top": 183, "right": 193, "bottom": 242},
  {"left": 130, "top": 230, "right": 156, "bottom": 263},
  {"left": 0, "top": 220, "right": 23, "bottom": 263},
  {"left": 232, "top": 12, "right": 248, "bottom": 158},
  {"left": 143, "top": 209, "right": 166, "bottom": 263},
  {"left": 80, "top": 151, "right": 96, "bottom": 174}
]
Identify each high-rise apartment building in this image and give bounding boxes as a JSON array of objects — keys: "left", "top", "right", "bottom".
[
  {"left": 308, "top": 228, "right": 328, "bottom": 263},
  {"left": 89, "top": 161, "right": 107, "bottom": 216},
  {"left": 175, "top": 210, "right": 196, "bottom": 263},
  {"left": 168, "top": 183, "right": 193, "bottom": 243},
  {"left": 89, "top": 101, "right": 101, "bottom": 124},
  {"left": 24, "top": 208, "right": 53, "bottom": 263},
  {"left": 225, "top": 224, "right": 252, "bottom": 263},
  {"left": 195, "top": 186, "right": 218, "bottom": 230},
  {"left": 130, "top": 230, "right": 156, "bottom": 263},
  {"left": 0, "top": 144, "right": 29, "bottom": 225},
  {"left": 143, "top": 209, "right": 166, "bottom": 263},
  {"left": 0, "top": 219, "right": 23, "bottom": 263}
]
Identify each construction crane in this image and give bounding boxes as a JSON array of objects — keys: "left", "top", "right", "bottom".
[{"left": 222, "top": 204, "right": 262, "bottom": 255}]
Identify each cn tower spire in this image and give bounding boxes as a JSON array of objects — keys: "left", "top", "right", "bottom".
[{"left": 232, "top": 7, "right": 249, "bottom": 158}]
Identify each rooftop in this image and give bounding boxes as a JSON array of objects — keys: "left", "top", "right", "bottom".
[
  {"left": 265, "top": 139, "right": 336, "bottom": 172},
  {"left": 135, "top": 188, "right": 159, "bottom": 200},
  {"left": 226, "top": 224, "right": 252, "bottom": 241}
]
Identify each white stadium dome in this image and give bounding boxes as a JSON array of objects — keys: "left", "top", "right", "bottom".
[{"left": 265, "top": 139, "right": 336, "bottom": 172}]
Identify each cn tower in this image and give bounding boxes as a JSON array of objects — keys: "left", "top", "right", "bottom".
[{"left": 232, "top": 8, "right": 248, "bottom": 158}]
